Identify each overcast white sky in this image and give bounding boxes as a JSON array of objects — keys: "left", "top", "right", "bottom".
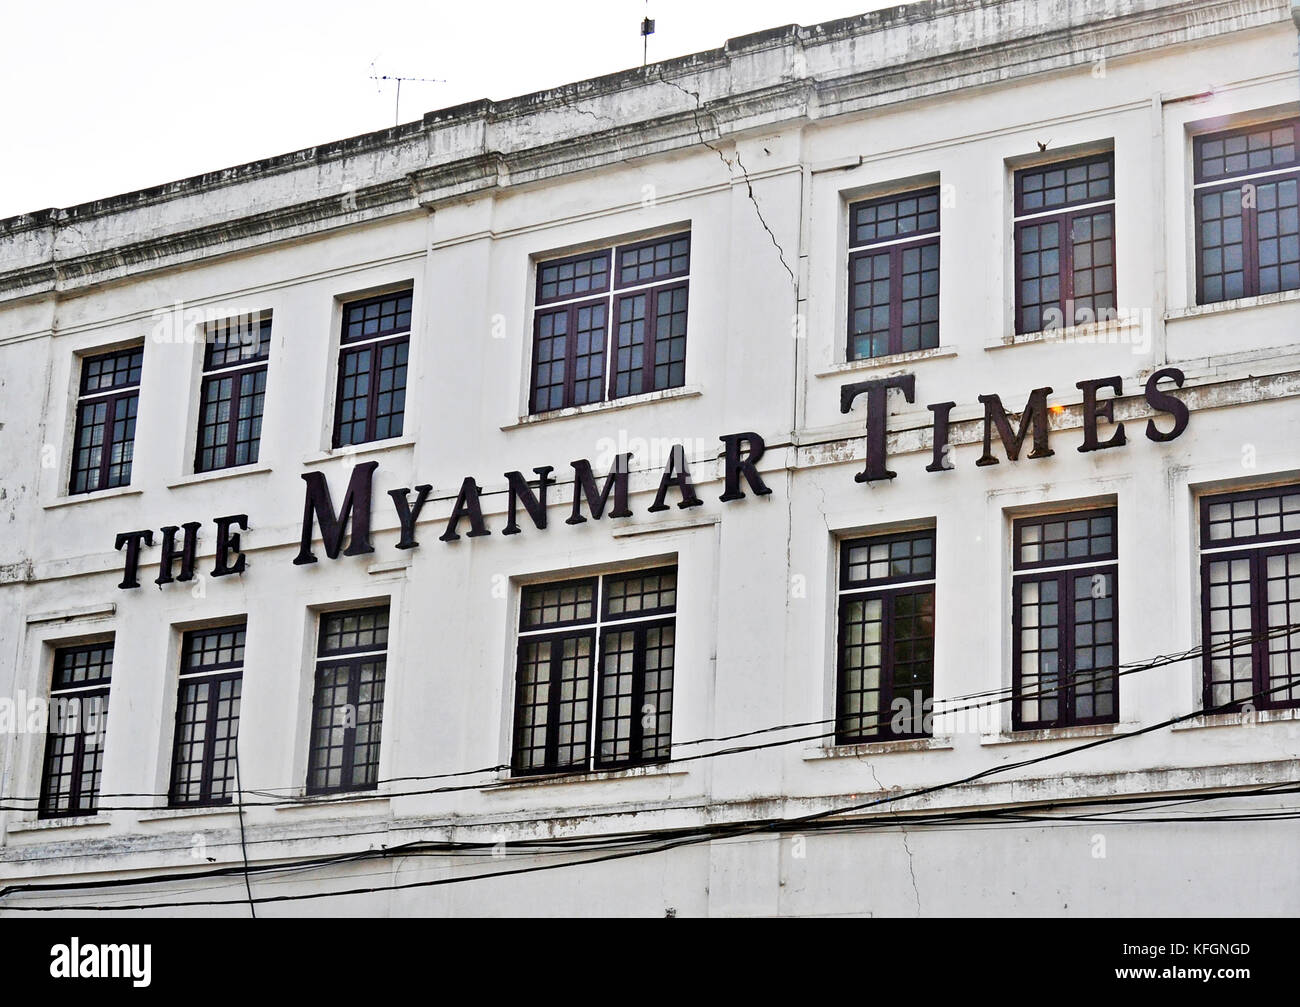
[{"left": 0, "top": 0, "right": 904, "bottom": 219}]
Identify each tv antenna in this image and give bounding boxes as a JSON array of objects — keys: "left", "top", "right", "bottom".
[{"left": 369, "top": 62, "right": 447, "bottom": 126}]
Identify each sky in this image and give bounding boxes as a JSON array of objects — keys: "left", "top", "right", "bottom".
[{"left": 0, "top": 0, "right": 904, "bottom": 219}]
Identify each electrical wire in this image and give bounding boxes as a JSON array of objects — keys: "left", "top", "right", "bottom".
[{"left": 4, "top": 667, "right": 1297, "bottom": 911}]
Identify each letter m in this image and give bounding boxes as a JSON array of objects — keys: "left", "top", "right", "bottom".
[
  {"left": 294, "top": 461, "right": 379, "bottom": 564},
  {"left": 976, "top": 387, "right": 1055, "bottom": 466}
]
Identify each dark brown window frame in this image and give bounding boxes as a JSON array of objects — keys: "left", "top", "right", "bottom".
[
  {"left": 610, "top": 278, "right": 689, "bottom": 399},
  {"left": 168, "top": 623, "right": 246, "bottom": 808},
  {"left": 511, "top": 566, "right": 678, "bottom": 776},
  {"left": 332, "top": 291, "right": 412, "bottom": 448},
  {"left": 528, "top": 233, "right": 691, "bottom": 415},
  {"left": 39, "top": 641, "right": 114, "bottom": 819},
  {"left": 835, "top": 529, "right": 936, "bottom": 744},
  {"left": 1192, "top": 117, "right": 1300, "bottom": 305},
  {"left": 1012, "top": 152, "right": 1116, "bottom": 336},
  {"left": 845, "top": 187, "right": 942, "bottom": 361},
  {"left": 68, "top": 346, "right": 143, "bottom": 495},
  {"left": 306, "top": 605, "right": 390, "bottom": 795},
  {"left": 535, "top": 249, "right": 612, "bottom": 305},
  {"left": 195, "top": 316, "right": 272, "bottom": 473},
  {"left": 531, "top": 295, "right": 609, "bottom": 413},
  {"left": 1011, "top": 506, "right": 1119, "bottom": 731},
  {"left": 1198, "top": 483, "right": 1300, "bottom": 713}
]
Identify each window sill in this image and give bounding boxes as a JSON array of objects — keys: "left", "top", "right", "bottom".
[
  {"left": 501, "top": 385, "right": 702, "bottom": 429},
  {"left": 166, "top": 463, "right": 272, "bottom": 489},
  {"left": 803, "top": 736, "right": 954, "bottom": 760},
  {"left": 814, "top": 347, "right": 956, "bottom": 377},
  {"left": 301, "top": 437, "right": 415, "bottom": 467},
  {"left": 1171, "top": 707, "right": 1300, "bottom": 732},
  {"left": 1166, "top": 287, "right": 1300, "bottom": 323},
  {"left": 980, "top": 721, "right": 1139, "bottom": 746},
  {"left": 7, "top": 815, "right": 112, "bottom": 834},
  {"left": 987, "top": 315, "right": 1143, "bottom": 351},
  {"left": 42, "top": 486, "right": 142, "bottom": 510},
  {"left": 136, "top": 806, "right": 239, "bottom": 823},
  {"left": 483, "top": 764, "right": 689, "bottom": 791},
  {"left": 270, "top": 789, "right": 390, "bottom": 810}
]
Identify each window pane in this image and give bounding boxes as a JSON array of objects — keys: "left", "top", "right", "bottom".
[
  {"left": 531, "top": 307, "right": 570, "bottom": 412},
  {"left": 848, "top": 250, "right": 893, "bottom": 359},
  {"left": 1203, "top": 485, "right": 1300, "bottom": 546},
  {"left": 1254, "top": 176, "right": 1300, "bottom": 296},
  {"left": 837, "top": 596, "right": 884, "bottom": 740},
  {"left": 537, "top": 250, "right": 610, "bottom": 302},
  {"left": 342, "top": 291, "right": 412, "bottom": 343},
  {"left": 1015, "top": 509, "right": 1114, "bottom": 569},
  {"left": 320, "top": 606, "right": 390, "bottom": 654},
  {"left": 1197, "top": 186, "right": 1247, "bottom": 304},
  {"left": 522, "top": 579, "right": 597, "bottom": 629},
  {"left": 613, "top": 292, "right": 648, "bottom": 398},
  {"left": 1017, "top": 219, "right": 1061, "bottom": 334},
  {"left": 850, "top": 188, "right": 941, "bottom": 246},
  {"left": 843, "top": 530, "right": 935, "bottom": 586},
  {"left": 81, "top": 347, "right": 143, "bottom": 394},
  {"left": 616, "top": 234, "right": 690, "bottom": 286},
  {"left": 1197, "top": 121, "right": 1298, "bottom": 182},
  {"left": 1017, "top": 576, "right": 1062, "bottom": 727},
  {"left": 205, "top": 315, "right": 272, "bottom": 369},
  {"left": 604, "top": 567, "right": 677, "bottom": 618},
  {"left": 1017, "top": 155, "right": 1112, "bottom": 211},
  {"left": 1070, "top": 209, "right": 1115, "bottom": 324}
]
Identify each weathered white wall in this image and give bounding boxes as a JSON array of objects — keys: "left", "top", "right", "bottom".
[{"left": 1, "top": 0, "right": 1298, "bottom": 916}]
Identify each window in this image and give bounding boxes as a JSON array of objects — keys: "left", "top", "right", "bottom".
[
  {"left": 39, "top": 642, "right": 113, "bottom": 818},
  {"left": 1193, "top": 118, "right": 1299, "bottom": 304},
  {"left": 846, "top": 188, "right": 940, "bottom": 359},
  {"left": 512, "top": 566, "right": 677, "bottom": 774},
  {"left": 69, "top": 346, "right": 142, "bottom": 494},
  {"left": 1199, "top": 484, "right": 1300, "bottom": 712},
  {"left": 1012, "top": 508, "right": 1118, "bottom": 730},
  {"left": 195, "top": 315, "right": 271, "bottom": 473},
  {"left": 835, "top": 530, "right": 936, "bottom": 742},
  {"left": 307, "top": 606, "right": 389, "bottom": 794},
  {"left": 169, "top": 624, "right": 245, "bottom": 806},
  {"left": 530, "top": 233, "right": 690, "bottom": 413},
  {"left": 1013, "top": 152, "right": 1115, "bottom": 334},
  {"left": 333, "top": 291, "right": 411, "bottom": 447}
]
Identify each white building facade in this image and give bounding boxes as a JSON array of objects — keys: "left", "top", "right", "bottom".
[{"left": 1, "top": 0, "right": 1299, "bottom": 917}]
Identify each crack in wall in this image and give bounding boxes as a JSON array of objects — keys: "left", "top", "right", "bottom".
[
  {"left": 862, "top": 759, "right": 921, "bottom": 916},
  {"left": 655, "top": 73, "right": 796, "bottom": 287}
]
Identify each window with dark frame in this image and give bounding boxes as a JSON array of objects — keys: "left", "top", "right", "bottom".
[
  {"left": 530, "top": 233, "right": 689, "bottom": 414},
  {"left": 835, "top": 530, "right": 936, "bottom": 743},
  {"left": 196, "top": 315, "right": 271, "bottom": 473},
  {"left": 1199, "top": 484, "right": 1300, "bottom": 712},
  {"left": 333, "top": 291, "right": 411, "bottom": 447},
  {"left": 169, "top": 623, "right": 245, "bottom": 807},
  {"left": 1193, "top": 118, "right": 1299, "bottom": 304},
  {"left": 1013, "top": 152, "right": 1116, "bottom": 335},
  {"left": 39, "top": 642, "right": 113, "bottom": 818},
  {"left": 307, "top": 606, "right": 389, "bottom": 794},
  {"left": 69, "top": 346, "right": 143, "bottom": 495},
  {"left": 846, "top": 188, "right": 940, "bottom": 360},
  {"left": 512, "top": 566, "right": 677, "bottom": 775},
  {"left": 1012, "top": 507, "right": 1118, "bottom": 730}
]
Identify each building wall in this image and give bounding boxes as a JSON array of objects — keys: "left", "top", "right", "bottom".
[{"left": 1, "top": 0, "right": 1298, "bottom": 916}]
